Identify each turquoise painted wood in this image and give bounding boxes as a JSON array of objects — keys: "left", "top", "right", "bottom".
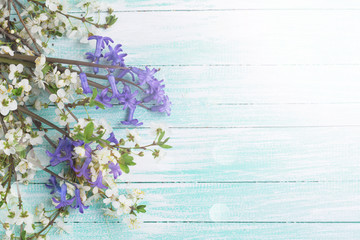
[{"left": 6, "top": 1, "right": 360, "bottom": 239}]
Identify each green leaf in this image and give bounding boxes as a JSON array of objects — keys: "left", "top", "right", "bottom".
[
  {"left": 84, "top": 122, "right": 94, "bottom": 140},
  {"left": 158, "top": 130, "right": 165, "bottom": 142},
  {"left": 119, "top": 164, "right": 129, "bottom": 174},
  {"left": 162, "top": 137, "right": 170, "bottom": 144},
  {"left": 94, "top": 101, "right": 105, "bottom": 109},
  {"left": 159, "top": 144, "right": 172, "bottom": 149},
  {"left": 105, "top": 15, "right": 118, "bottom": 26},
  {"left": 11, "top": 87, "right": 23, "bottom": 96},
  {"left": 20, "top": 231, "right": 26, "bottom": 240},
  {"left": 91, "top": 88, "right": 98, "bottom": 100},
  {"left": 41, "top": 63, "right": 51, "bottom": 76},
  {"left": 136, "top": 205, "right": 146, "bottom": 213}
]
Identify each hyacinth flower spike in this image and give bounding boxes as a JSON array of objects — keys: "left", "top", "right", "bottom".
[
  {"left": 107, "top": 132, "right": 119, "bottom": 145},
  {"left": 74, "top": 157, "right": 92, "bottom": 180},
  {"left": 107, "top": 74, "right": 122, "bottom": 99},
  {"left": 45, "top": 175, "right": 61, "bottom": 194},
  {"left": 104, "top": 44, "right": 127, "bottom": 69},
  {"left": 131, "top": 66, "right": 157, "bottom": 85},
  {"left": 46, "top": 137, "right": 74, "bottom": 168},
  {"left": 121, "top": 108, "right": 143, "bottom": 126},
  {"left": 72, "top": 188, "right": 89, "bottom": 214},
  {"left": 89, "top": 171, "right": 108, "bottom": 189},
  {"left": 52, "top": 183, "right": 75, "bottom": 209},
  {"left": 108, "top": 161, "right": 122, "bottom": 179},
  {"left": 79, "top": 72, "right": 92, "bottom": 94},
  {"left": 88, "top": 36, "right": 114, "bottom": 58},
  {"left": 95, "top": 88, "right": 113, "bottom": 109},
  {"left": 151, "top": 95, "right": 172, "bottom": 116}
]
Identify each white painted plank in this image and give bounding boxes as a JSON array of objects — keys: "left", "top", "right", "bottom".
[
  {"left": 78, "top": 0, "right": 360, "bottom": 11},
  {"left": 32, "top": 127, "right": 360, "bottom": 182},
  {"left": 36, "top": 102, "right": 360, "bottom": 128},
  {"left": 17, "top": 182, "right": 360, "bottom": 222},
  {"left": 48, "top": 11, "right": 360, "bottom": 65},
  {"left": 35, "top": 222, "right": 360, "bottom": 240},
  {"left": 35, "top": 65, "right": 360, "bottom": 105}
]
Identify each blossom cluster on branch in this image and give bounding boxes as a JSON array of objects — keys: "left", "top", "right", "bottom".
[{"left": 0, "top": 0, "right": 172, "bottom": 239}]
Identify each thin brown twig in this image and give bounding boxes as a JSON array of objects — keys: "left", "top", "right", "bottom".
[
  {"left": 11, "top": 0, "right": 42, "bottom": 54},
  {"left": 0, "top": 27, "right": 38, "bottom": 55},
  {"left": 17, "top": 105, "right": 70, "bottom": 138}
]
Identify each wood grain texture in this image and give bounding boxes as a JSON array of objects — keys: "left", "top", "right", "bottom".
[
  {"left": 5, "top": 0, "right": 360, "bottom": 239},
  {"left": 17, "top": 182, "right": 360, "bottom": 222},
  {"left": 31, "top": 127, "right": 360, "bottom": 182},
  {"left": 49, "top": 10, "right": 360, "bottom": 65},
  {"left": 46, "top": 222, "right": 360, "bottom": 240}
]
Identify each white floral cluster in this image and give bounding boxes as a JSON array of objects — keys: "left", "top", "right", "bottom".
[
  {"left": 33, "top": 54, "right": 80, "bottom": 126},
  {"left": 0, "top": 115, "right": 44, "bottom": 183},
  {"left": 103, "top": 188, "right": 145, "bottom": 229},
  {"left": 16, "top": 0, "right": 106, "bottom": 53}
]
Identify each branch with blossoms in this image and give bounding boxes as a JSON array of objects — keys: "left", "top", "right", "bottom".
[{"left": 0, "top": 0, "right": 172, "bottom": 239}]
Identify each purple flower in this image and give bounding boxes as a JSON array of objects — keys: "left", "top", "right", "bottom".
[
  {"left": 143, "top": 79, "right": 165, "bottom": 103},
  {"left": 107, "top": 74, "right": 121, "bottom": 99},
  {"left": 72, "top": 188, "right": 89, "bottom": 214},
  {"left": 132, "top": 66, "right": 157, "bottom": 85},
  {"left": 108, "top": 161, "right": 122, "bottom": 179},
  {"left": 121, "top": 108, "right": 143, "bottom": 126},
  {"left": 46, "top": 137, "right": 74, "bottom": 168},
  {"left": 74, "top": 157, "right": 92, "bottom": 180},
  {"left": 52, "top": 183, "right": 75, "bottom": 209},
  {"left": 118, "top": 84, "right": 139, "bottom": 110},
  {"left": 45, "top": 176, "right": 60, "bottom": 194},
  {"left": 95, "top": 88, "right": 113, "bottom": 108},
  {"left": 151, "top": 95, "right": 172, "bottom": 116},
  {"left": 85, "top": 52, "right": 101, "bottom": 74},
  {"left": 107, "top": 132, "right": 119, "bottom": 145},
  {"left": 104, "top": 44, "right": 127, "bottom": 67},
  {"left": 88, "top": 35, "right": 114, "bottom": 58},
  {"left": 89, "top": 171, "right": 108, "bottom": 189},
  {"left": 79, "top": 72, "right": 92, "bottom": 94}
]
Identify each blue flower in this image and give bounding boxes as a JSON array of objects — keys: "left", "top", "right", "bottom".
[
  {"left": 132, "top": 66, "right": 157, "bottom": 85},
  {"left": 72, "top": 188, "right": 89, "bottom": 214},
  {"left": 121, "top": 108, "right": 143, "bottom": 126},
  {"left": 143, "top": 79, "right": 165, "bottom": 103},
  {"left": 118, "top": 84, "right": 139, "bottom": 110},
  {"left": 107, "top": 74, "right": 121, "bottom": 99},
  {"left": 107, "top": 132, "right": 119, "bottom": 145},
  {"left": 45, "top": 176, "right": 60, "bottom": 194},
  {"left": 46, "top": 137, "right": 74, "bottom": 169},
  {"left": 108, "top": 161, "right": 122, "bottom": 179},
  {"left": 88, "top": 35, "right": 114, "bottom": 58},
  {"left": 74, "top": 157, "right": 92, "bottom": 180},
  {"left": 79, "top": 72, "right": 92, "bottom": 94},
  {"left": 52, "top": 183, "right": 75, "bottom": 209},
  {"left": 151, "top": 95, "right": 172, "bottom": 116},
  {"left": 104, "top": 44, "right": 127, "bottom": 67},
  {"left": 95, "top": 88, "right": 113, "bottom": 108},
  {"left": 85, "top": 52, "right": 101, "bottom": 74},
  {"left": 89, "top": 171, "right": 108, "bottom": 189}
]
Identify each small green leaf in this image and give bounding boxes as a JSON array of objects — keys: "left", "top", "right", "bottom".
[
  {"left": 11, "top": 87, "right": 23, "bottom": 96},
  {"left": 136, "top": 205, "right": 146, "bottom": 213},
  {"left": 158, "top": 130, "right": 165, "bottom": 142},
  {"left": 91, "top": 88, "right": 98, "bottom": 100},
  {"left": 20, "top": 231, "right": 26, "bottom": 240},
  {"left": 119, "top": 164, "right": 129, "bottom": 174},
  {"left": 41, "top": 63, "right": 51, "bottom": 76},
  {"left": 94, "top": 101, "right": 105, "bottom": 109},
  {"left": 84, "top": 122, "right": 94, "bottom": 140},
  {"left": 162, "top": 137, "right": 170, "bottom": 144},
  {"left": 159, "top": 144, "right": 172, "bottom": 149}
]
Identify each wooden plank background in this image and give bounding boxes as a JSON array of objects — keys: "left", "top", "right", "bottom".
[{"left": 10, "top": 0, "right": 360, "bottom": 239}]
